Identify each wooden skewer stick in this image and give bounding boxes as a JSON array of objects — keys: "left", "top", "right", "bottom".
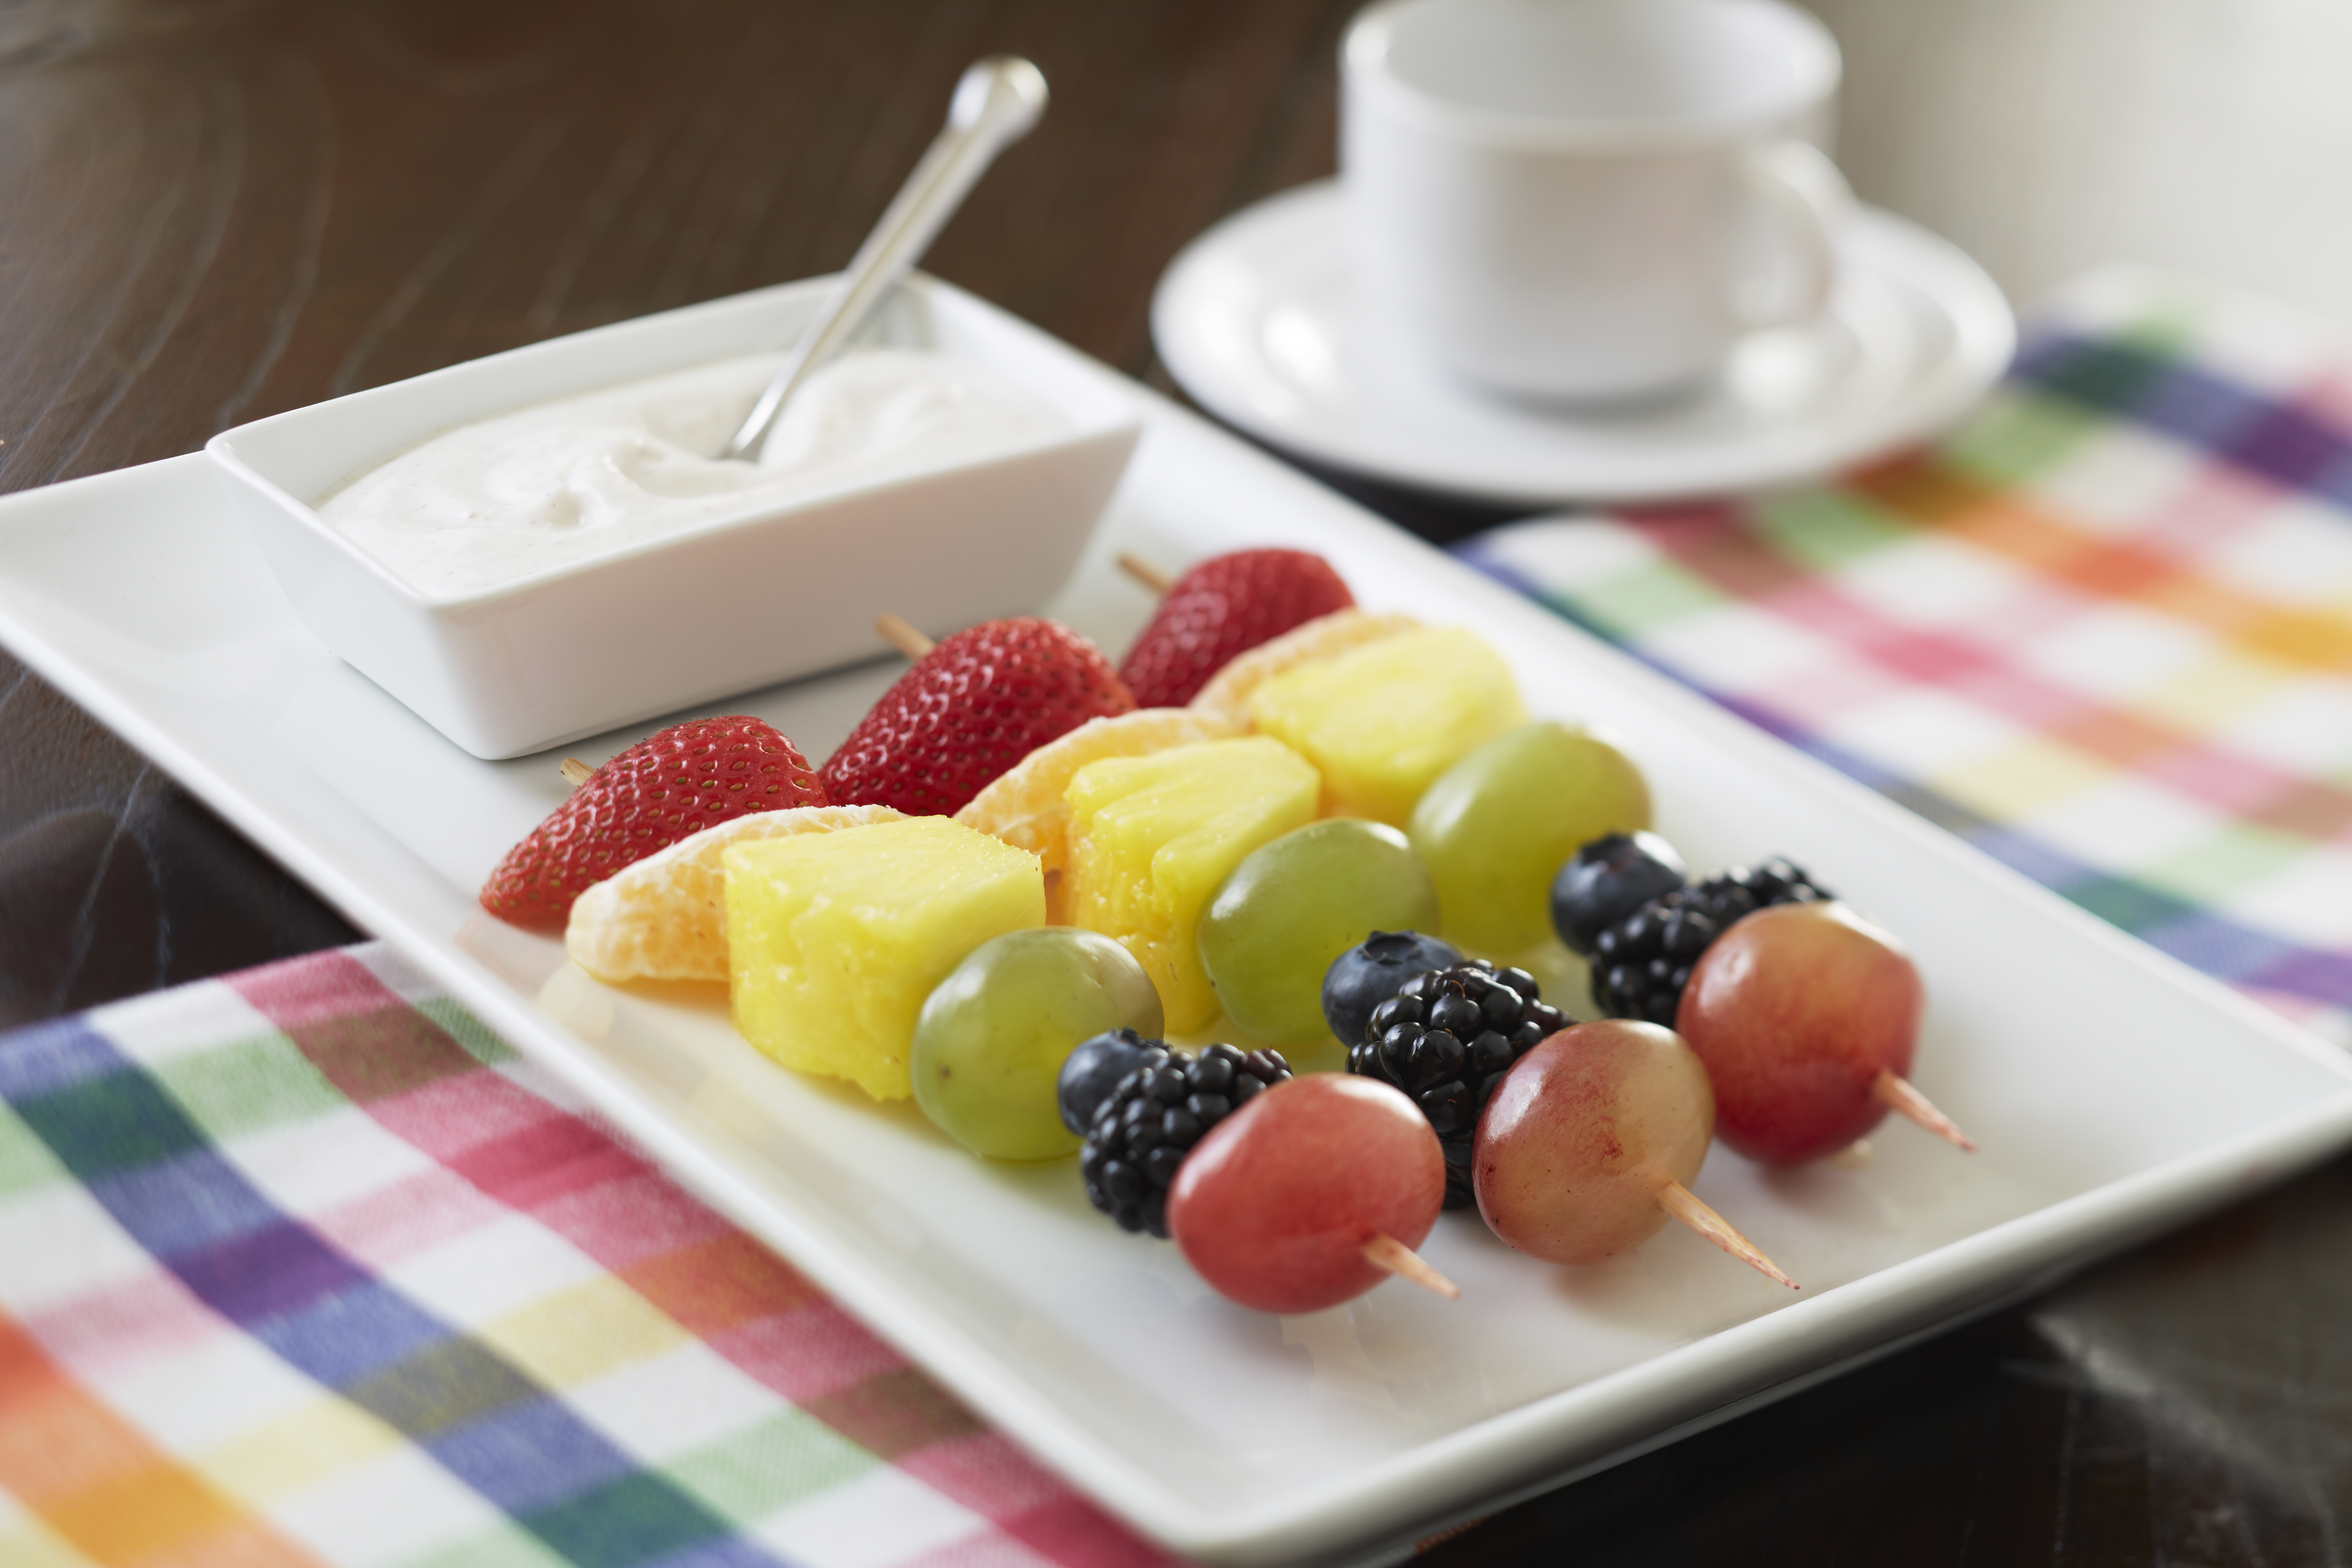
[
  {"left": 875, "top": 612, "right": 935, "bottom": 660},
  {"left": 881, "top": 546, "right": 1172, "bottom": 670},
  {"left": 1361, "top": 1233, "right": 1460, "bottom": 1300},
  {"left": 1657, "top": 1180, "right": 1797, "bottom": 1290},
  {"left": 559, "top": 756, "right": 594, "bottom": 787},
  {"left": 1115, "top": 551, "right": 1174, "bottom": 595},
  {"left": 1872, "top": 1069, "right": 1976, "bottom": 1152}
]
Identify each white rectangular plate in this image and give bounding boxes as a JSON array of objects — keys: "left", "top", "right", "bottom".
[{"left": 7, "top": 287, "right": 2352, "bottom": 1565}]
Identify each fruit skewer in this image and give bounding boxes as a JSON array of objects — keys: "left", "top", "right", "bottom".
[
  {"left": 1065, "top": 1036, "right": 1461, "bottom": 1310},
  {"left": 1114, "top": 547, "right": 1357, "bottom": 708},
  {"left": 519, "top": 573, "right": 1829, "bottom": 1311},
  {"left": 1168, "top": 1072, "right": 1460, "bottom": 1313},
  {"left": 1477, "top": 1020, "right": 1799, "bottom": 1290},
  {"left": 893, "top": 543, "right": 1361, "bottom": 715},
  {"left": 1559, "top": 833, "right": 1974, "bottom": 1163},
  {"left": 1677, "top": 901, "right": 1974, "bottom": 1165},
  {"left": 506, "top": 545, "right": 1375, "bottom": 937},
  {"left": 1325, "top": 945, "right": 1793, "bottom": 1286},
  {"left": 1340, "top": 952, "right": 1568, "bottom": 1207},
  {"left": 824, "top": 612, "right": 1135, "bottom": 815},
  {"left": 480, "top": 715, "right": 829, "bottom": 929}
]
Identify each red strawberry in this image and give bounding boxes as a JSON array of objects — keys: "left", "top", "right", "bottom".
[
  {"left": 1118, "top": 549, "right": 1354, "bottom": 708},
  {"left": 820, "top": 617, "right": 1134, "bottom": 815},
  {"left": 480, "top": 716, "right": 826, "bottom": 929}
]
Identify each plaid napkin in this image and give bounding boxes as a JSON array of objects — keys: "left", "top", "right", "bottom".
[
  {"left": 0, "top": 944, "right": 1169, "bottom": 1568},
  {"left": 1459, "top": 268, "right": 2352, "bottom": 1048}
]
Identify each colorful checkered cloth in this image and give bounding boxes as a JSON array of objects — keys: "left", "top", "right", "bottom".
[
  {"left": 0, "top": 944, "right": 1168, "bottom": 1568},
  {"left": 1460, "top": 269, "right": 2352, "bottom": 1048}
]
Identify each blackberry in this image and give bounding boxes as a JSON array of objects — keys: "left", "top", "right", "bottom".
[
  {"left": 1344, "top": 959, "right": 1568, "bottom": 1208},
  {"left": 1590, "top": 858, "right": 1832, "bottom": 1026},
  {"left": 1079, "top": 1042, "right": 1291, "bottom": 1238}
]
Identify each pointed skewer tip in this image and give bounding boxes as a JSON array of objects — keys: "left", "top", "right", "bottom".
[
  {"left": 1657, "top": 1180, "right": 1798, "bottom": 1290},
  {"left": 1871, "top": 1069, "right": 1976, "bottom": 1152},
  {"left": 1362, "top": 1233, "right": 1459, "bottom": 1299}
]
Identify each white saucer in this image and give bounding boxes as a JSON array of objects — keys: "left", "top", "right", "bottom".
[{"left": 1151, "top": 180, "right": 2017, "bottom": 506}]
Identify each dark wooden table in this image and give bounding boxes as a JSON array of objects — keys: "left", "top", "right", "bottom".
[{"left": 6, "top": 2, "right": 2351, "bottom": 1561}]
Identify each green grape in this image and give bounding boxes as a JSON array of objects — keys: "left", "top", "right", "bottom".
[
  {"left": 1409, "top": 722, "right": 1650, "bottom": 954},
  {"left": 913, "top": 928, "right": 1163, "bottom": 1161},
  {"left": 1197, "top": 818, "right": 1439, "bottom": 1045}
]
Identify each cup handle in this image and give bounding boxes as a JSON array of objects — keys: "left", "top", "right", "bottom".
[{"left": 1735, "top": 139, "right": 1852, "bottom": 330}]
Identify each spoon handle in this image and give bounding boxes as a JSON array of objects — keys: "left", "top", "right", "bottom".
[{"left": 722, "top": 56, "right": 1048, "bottom": 461}]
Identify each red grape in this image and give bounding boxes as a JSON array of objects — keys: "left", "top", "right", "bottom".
[
  {"left": 1675, "top": 901, "right": 1929, "bottom": 1165},
  {"left": 1168, "top": 1073, "right": 1446, "bottom": 1313},
  {"left": 1473, "top": 1019, "right": 1715, "bottom": 1265}
]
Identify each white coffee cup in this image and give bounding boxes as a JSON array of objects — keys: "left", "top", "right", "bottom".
[{"left": 1342, "top": 0, "right": 1850, "bottom": 405}]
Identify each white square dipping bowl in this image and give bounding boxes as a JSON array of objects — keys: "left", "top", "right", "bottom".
[{"left": 206, "top": 274, "right": 1143, "bottom": 759}]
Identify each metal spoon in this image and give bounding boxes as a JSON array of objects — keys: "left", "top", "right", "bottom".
[{"left": 720, "top": 56, "right": 1049, "bottom": 462}]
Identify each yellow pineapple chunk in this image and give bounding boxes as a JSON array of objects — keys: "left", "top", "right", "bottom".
[
  {"left": 954, "top": 707, "right": 1238, "bottom": 923},
  {"left": 1247, "top": 626, "right": 1525, "bottom": 826},
  {"left": 1189, "top": 609, "right": 1419, "bottom": 730},
  {"left": 724, "top": 816, "right": 1044, "bottom": 1100},
  {"left": 1063, "top": 736, "right": 1320, "bottom": 1031},
  {"left": 568, "top": 804, "right": 905, "bottom": 983}
]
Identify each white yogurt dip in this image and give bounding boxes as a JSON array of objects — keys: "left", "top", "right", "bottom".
[{"left": 318, "top": 348, "right": 1069, "bottom": 600}]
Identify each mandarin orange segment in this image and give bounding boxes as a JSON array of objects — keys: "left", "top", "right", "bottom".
[
  {"left": 565, "top": 804, "right": 905, "bottom": 982},
  {"left": 1187, "top": 609, "right": 1419, "bottom": 730},
  {"left": 954, "top": 708, "right": 1236, "bottom": 922}
]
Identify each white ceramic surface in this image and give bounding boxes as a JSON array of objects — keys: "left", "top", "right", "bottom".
[
  {"left": 206, "top": 276, "right": 1140, "bottom": 761},
  {"left": 1343, "top": 0, "right": 1846, "bottom": 401},
  {"left": 4, "top": 358, "right": 2348, "bottom": 1564},
  {"left": 1153, "top": 180, "right": 2015, "bottom": 507}
]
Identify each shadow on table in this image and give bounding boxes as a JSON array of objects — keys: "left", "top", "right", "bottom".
[{"left": 0, "top": 649, "right": 362, "bottom": 1029}]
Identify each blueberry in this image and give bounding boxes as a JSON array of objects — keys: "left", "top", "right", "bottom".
[
  {"left": 1056, "top": 1029, "right": 1164, "bottom": 1134},
  {"left": 1550, "top": 831, "right": 1689, "bottom": 956},
  {"left": 1321, "top": 930, "right": 1464, "bottom": 1046}
]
